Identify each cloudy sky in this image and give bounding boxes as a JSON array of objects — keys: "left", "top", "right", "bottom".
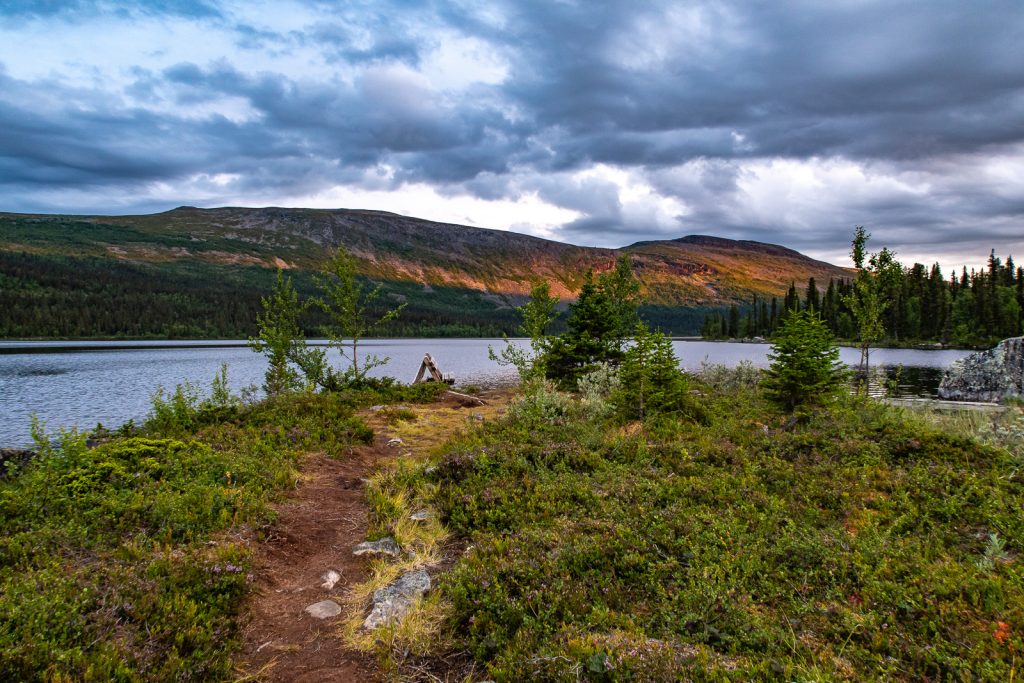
[{"left": 1, "top": 1, "right": 1022, "bottom": 271}]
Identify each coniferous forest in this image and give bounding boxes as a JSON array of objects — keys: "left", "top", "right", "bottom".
[{"left": 702, "top": 249, "right": 1024, "bottom": 347}]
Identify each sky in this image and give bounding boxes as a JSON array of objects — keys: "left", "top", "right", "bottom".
[{"left": 1, "top": 1, "right": 1022, "bottom": 273}]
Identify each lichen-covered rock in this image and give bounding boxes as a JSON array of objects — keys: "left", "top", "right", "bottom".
[
  {"left": 939, "top": 337, "right": 1024, "bottom": 402},
  {"left": 363, "top": 569, "right": 431, "bottom": 630},
  {"left": 353, "top": 537, "right": 401, "bottom": 557}
]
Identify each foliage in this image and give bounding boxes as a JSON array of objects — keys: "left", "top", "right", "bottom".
[
  {"left": 490, "top": 281, "right": 559, "bottom": 381},
  {"left": 762, "top": 309, "right": 847, "bottom": 413},
  {"left": 697, "top": 359, "right": 761, "bottom": 390},
  {"left": 844, "top": 228, "right": 904, "bottom": 378},
  {"left": 316, "top": 247, "right": 406, "bottom": 385},
  {"left": 420, "top": 382, "right": 1024, "bottom": 681},
  {"left": 248, "top": 269, "right": 312, "bottom": 395},
  {"left": 543, "top": 262, "right": 640, "bottom": 387},
  {"left": 612, "top": 324, "right": 700, "bottom": 421},
  {"left": 1, "top": 382, "right": 388, "bottom": 681},
  {"left": 146, "top": 363, "right": 243, "bottom": 435}
]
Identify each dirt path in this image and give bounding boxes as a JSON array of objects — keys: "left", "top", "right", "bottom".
[
  {"left": 234, "top": 391, "right": 510, "bottom": 682},
  {"left": 234, "top": 444, "right": 381, "bottom": 682}
]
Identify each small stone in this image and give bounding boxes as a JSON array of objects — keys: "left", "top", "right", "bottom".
[
  {"left": 471, "top": 412, "right": 484, "bottom": 421},
  {"left": 363, "top": 569, "right": 431, "bottom": 630},
  {"left": 386, "top": 438, "right": 404, "bottom": 447},
  {"left": 305, "top": 600, "right": 342, "bottom": 619},
  {"left": 353, "top": 537, "right": 401, "bottom": 557},
  {"left": 369, "top": 405, "right": 385, "bottom": 412},
  {"left": 321, "top": 569, "right": 341, "bottom": 590},
  {"left": 410, "top": 510, "right": 431, "bottom": 522}
]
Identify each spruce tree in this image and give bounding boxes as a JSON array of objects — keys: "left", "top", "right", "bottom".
[
  {"left": 544, "top": 271, "right": 621, "bottom": 387},
  {"left": 806, "top": 277, "right": 820, "bottom": 312},
  {"left": 762, "top": 310, "right": 846, "bottom": 414}
]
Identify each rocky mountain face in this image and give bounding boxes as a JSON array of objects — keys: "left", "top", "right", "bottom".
[{"left": 1, "top": 206, "right": 849, "bottom": 305}]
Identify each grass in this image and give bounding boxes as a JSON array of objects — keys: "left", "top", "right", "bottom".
[
  {"left": 0, "top": 372, "right": 446, "bottom": 681},
  {"left": 376, "top": 375, "right": 1024, "bottom": 681}
]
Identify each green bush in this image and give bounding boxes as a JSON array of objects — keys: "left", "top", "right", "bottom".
[
  {"left": 425, "top": 382, "right": 1024, "bottom": 680},
  {"left": 1, "top": 388, "right": 381, "bottom": 680}
]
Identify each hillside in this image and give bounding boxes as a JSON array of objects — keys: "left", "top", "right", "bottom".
[{"left": 0, "top": 207, "right": 850, "bottom": 338}]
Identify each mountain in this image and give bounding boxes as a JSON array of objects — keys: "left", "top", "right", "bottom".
[{"left": 0, "top": 207, "right": 851, "bottom": 339}]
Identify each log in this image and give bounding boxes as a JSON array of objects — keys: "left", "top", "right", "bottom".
[{"left": 444, "top": 390, "right": 487, "bottom": 406}]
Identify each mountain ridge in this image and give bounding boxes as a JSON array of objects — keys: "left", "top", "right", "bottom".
[{"left": 0, "top": 206, "right": 852, "bottom": 338}]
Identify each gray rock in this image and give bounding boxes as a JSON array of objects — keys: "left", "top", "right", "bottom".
[
  {"left": 939, "top": 337, "right": 1024, "bottom": 402},
  {"left": 386, "top": 438, "right": 404, "bottom": 447},
  {"left": 409, "top": 510, "right": 432, "bottom": 522},
  {"left": 305, "top": 600, "right": 342, "bottom": 619},
  {"left": 363, "top": 569, "right": 431, "bottom": 630},
  {"left": 353, "top": 537, "right": 401, "bottom": 557}
]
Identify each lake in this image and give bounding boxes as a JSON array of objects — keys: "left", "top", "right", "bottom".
[{"left": 0, "top": 339, "right": 973, "bottom": 447}]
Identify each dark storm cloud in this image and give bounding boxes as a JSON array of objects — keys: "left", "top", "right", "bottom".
[{"left": 1, "top": 0, "right": 1022, "bottom": 266}]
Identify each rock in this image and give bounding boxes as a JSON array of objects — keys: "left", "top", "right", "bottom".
[
  {"left": 363, "top": 569, "right": 431, "bottom": 630},
  {"left": 409, "top": 510, "right": 432, "bottom": 522},
  {"left": 939, "top": 337, "right": 1024, "bottom": 402},
  {"left": 353, "top": 537, "right": 401, "bottom": 557},
  {"left": 386, "top": 438, "right": 404, "bottom": 447},
  {"left": 320, "top": 569, "right": 341, "bottom": 590},
  {"left": 0, "top": 449, "right": 35, "bottom": 477},
  {"left": 305, "top": 600, "right": 342, "bottom": 619},
  {"left": 369, "top": 405, "right": 385, "bottom": 412}
]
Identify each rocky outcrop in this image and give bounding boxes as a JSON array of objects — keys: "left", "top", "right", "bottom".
[
  {"left": 939, "top": 337, "right": 1024, "bottom": 402},
  {"left": 363, "top": 569, "right": 431, "bottom": 630}
]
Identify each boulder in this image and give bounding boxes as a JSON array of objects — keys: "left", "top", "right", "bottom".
[
  {"left": 939, "top": 337, "right": 1024, "bottom": 402},
  {"left": 363, "top": 569, "right": 431, "bottom": 630}
]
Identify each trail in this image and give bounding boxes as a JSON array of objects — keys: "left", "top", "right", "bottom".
[
  {"left": 234, "top": 391, "right": 509, "bottom": 682},
  {"left": 234, "top": 445, "right": 380, "bottom": 682}
]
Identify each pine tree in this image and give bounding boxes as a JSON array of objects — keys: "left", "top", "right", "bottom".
[
  {"left": 615, "top": 324, "right": 692, "bottom": 420},
  {"left": 544, "top": 271, "right": 621, "bottom": 387},
  {"left": 728, "top": 304, "right": 740, "bottom": 338},
  {"left": 805, "top": 277, "right": 820, "bottom": 312},
  {"left": 761, "top": 310, "right": 846, "bottom": 414}
]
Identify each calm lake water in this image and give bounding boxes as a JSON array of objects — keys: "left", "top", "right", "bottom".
[{"left": 0, "top": 339, "right": 973, "bottom": 447}]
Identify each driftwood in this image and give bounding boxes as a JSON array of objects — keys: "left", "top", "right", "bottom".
[
  {"left": 444, "top": 390, "right": 487, "bottom": 406},
  {"left": 413, "top": 353, "right": 454, "bottom": 385}
]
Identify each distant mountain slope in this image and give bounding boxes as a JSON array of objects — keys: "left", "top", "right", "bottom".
[{"left": 0, "top": 207, "right": 851, "bottom": 338}]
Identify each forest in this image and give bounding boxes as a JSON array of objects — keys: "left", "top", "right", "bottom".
[
  {"left": 0, "top": 251, "right": 519, "bottom": 339},
  {"left": 702, "top": 249, "right": 1024, "bottom": 347}
]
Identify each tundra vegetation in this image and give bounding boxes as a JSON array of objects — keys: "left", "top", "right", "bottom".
[
  {"left": 357, "top": 262, "right": 1024, "bottom": 681},
  {"left": 2, "top": 253, "right": 1023, "bottom": 681}
]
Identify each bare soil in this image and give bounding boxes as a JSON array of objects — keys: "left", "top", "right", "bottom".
[
  {"left": 234, "top": 445, "right": 381, "bottom": 682},
  {"left": 234, "top": 390, "right": 511, "bottom": 682}
]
